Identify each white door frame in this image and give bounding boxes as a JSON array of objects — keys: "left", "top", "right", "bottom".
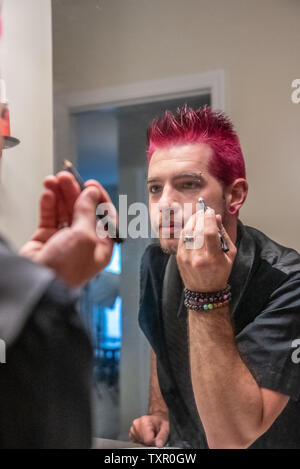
[
  {"left": 64, "top": 69, "right": 225, "bottom": 112},
  {"left": 53, "top": 69, "right": 225, "bottom": 169}
]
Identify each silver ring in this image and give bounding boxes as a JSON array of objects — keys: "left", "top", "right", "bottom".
[
  {"left": 183, "top": 234, "right": 194, "bottom": 243},
  {"left": 58, "top": 221, "right": 69, "bottom": 229}
]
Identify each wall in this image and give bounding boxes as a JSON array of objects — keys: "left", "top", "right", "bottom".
[{"left": 0, "top": 0, "right": 53, "bottom": 249}]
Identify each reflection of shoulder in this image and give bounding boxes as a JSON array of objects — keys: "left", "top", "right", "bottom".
[{"left": 245, "top": 225, "right": 300, "bottom": 275}]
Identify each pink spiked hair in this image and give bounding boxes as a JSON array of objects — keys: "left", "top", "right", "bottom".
[{"left": 147, "top": 105, "right": 246, "bottom": 186}]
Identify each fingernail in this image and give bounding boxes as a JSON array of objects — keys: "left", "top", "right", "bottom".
[
  {"left": 156, "top": 439, "right": 164, "bottom": 448},
  {"left": 206, "top": 207, "right": 214, "bottom": 215},
  {"left": 85, "top": 186, "right": 100, "bottom": 201}
]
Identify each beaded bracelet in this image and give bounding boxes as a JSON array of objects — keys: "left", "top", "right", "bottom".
[
  {"left": 184, "top": 284, "right": 231, "bottom": 302},
  {"left": 184, "top": 284, "right": 232, "bottom": 312},
  {"left": 184, "top": 298, "right": 231, "bottom": 312}
]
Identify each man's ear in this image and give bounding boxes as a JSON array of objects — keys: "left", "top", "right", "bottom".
[{"left": 225, "top": 179, "right": 248, "bottom": 215}]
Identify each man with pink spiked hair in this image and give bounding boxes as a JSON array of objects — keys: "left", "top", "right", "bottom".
[{"left": 130, "top": 105, "right": 300, "bottom": 449}]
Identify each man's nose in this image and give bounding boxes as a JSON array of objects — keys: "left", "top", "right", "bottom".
[{"left": 158, "top": 186, "right": 180, "bottom": 213}]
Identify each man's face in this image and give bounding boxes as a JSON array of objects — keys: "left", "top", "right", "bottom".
[{"left": 147, "top": 143, "right": 226, "bottom": 254}]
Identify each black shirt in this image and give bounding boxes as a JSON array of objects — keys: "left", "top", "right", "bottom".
[
  {"left": 138, "top": 222, "right": 300, "bottom": 448},
  {"left": 0, "top": 238, "right": 92, "bottom": 448}
]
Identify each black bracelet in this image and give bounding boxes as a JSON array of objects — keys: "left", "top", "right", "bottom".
[{"left": 184, "top": 284, "right": 231, "bottom": 304}]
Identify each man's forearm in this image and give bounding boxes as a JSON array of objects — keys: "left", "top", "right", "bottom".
[
  {"left": 148, "top": 350, "right": 169, "bottom": 417},
  {"left": 188, "top": 306, "right": 265, "bottom": 449}
]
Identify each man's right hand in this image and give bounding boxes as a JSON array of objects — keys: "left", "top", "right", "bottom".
[
  {"left": 129, "top": 414, "right": 169, "bottom": 448},
  {"left": 20, "top": 171, "right": 116, "bottom": 287}
]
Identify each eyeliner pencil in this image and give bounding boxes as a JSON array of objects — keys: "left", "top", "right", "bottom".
[
  {"left": 63, "top": 160, "right": 124, "bottom": 244},
  {"left": 63, "top": 159, "right": 85, "bottom": 191},
  {"left": 198, "top": 197, "right": 229, "bottom": 252}
]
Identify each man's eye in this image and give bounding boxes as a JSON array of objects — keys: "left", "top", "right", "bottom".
[
  {"left": 149, "top": 185, "right": 162, "bottom": 194},
  {"left": 181, "top": 181, "right": 200, "bottom": 189}
]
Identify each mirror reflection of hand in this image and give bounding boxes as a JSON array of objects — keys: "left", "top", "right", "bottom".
[
  {"left": 20, "top": 171, "right": 115, "bottom": 287},
  {"left": 177, "top": 209, "right": 236, "bottom": 292},
  {"left": 129, "top": 414, "right": 169, "bottom": 448}
]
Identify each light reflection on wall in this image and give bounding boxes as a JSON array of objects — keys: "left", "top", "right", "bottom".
[
  {"left": 105, "top": 243, "right": 121, "bottom": 275},
  {"left": 103, "top": 297, "right": 122, "bottom": 344},
  {"left": 103, "top": 243, "right": 122, "bottom": 342}
]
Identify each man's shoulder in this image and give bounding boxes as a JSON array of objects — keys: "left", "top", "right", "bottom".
[
  {"left": 0, "top": 237, "right": 55, "bottom": 288},
  {"left": 242, "top": 223, "right": 300, "bottom": 276},
  {"left": 0, "top": 238, "right": 60, "bottom": 346}
]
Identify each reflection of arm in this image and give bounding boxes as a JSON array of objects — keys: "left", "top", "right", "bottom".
[
  {"left": 188, "top": 306, "right": 289, "bottom": 449},
  {"left": 148, "top": 349, "right": 169, "bottom": 418}
]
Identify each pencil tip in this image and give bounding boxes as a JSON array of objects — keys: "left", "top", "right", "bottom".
[{"left": 63, "top": 159, "right": 72, "bottom": 169}]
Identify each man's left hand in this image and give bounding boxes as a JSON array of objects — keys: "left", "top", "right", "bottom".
[{"left": 177, "top": 208, "right": 236, "bottom": 292}]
